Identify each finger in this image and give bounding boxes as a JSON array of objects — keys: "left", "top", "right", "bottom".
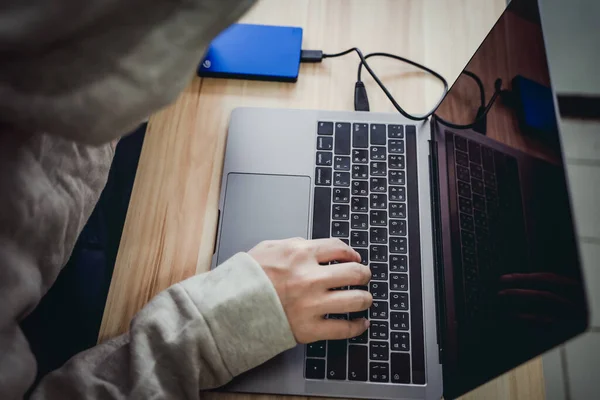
[
  {"left": 313, "top": 318, "right": 370, "bottom": 340},
  {"left": 309, "top": 238, "right": 361, "bottom": 263},
  {"left": 317, "top": 290, "right": 373, "bottom": 314},
  {"left": 318, "top": 262, "right": 371, "bottom": 288}
]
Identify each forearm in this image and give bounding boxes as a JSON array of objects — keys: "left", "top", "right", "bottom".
[{"left": 31, "top": 253, "right": 296, "bottom": 399}]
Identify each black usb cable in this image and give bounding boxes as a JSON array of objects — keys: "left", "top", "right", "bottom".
[{"left": 300, "top": 48, "right": 503, "bottom": 132}]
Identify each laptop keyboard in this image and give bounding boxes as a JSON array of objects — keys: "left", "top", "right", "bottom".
[
  {"left": 306, "top": 121, "right": 425, "bottom": 385},
  {"left": 449, "top": 133, "right": 526, "bottom": 318}
]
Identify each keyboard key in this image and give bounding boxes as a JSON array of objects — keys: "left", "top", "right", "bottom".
[
  {"left": 370, "top": 228, "right": 387, "bottom": 244},
  {"left": 333, "top": 172, "right": 350, "bottom": 187},
  {"left": 389, "top": 202, "right": 406, "bottom": 218},
  {"left": 306, "top": 358, "right": 326, "bottom": 379},
  {"left": 335, "top": 123, "right": 351, "bottom": 155},
  {"left": 390, "top": 273, "right": 408, "bottom": 291},
  {"left": 350, "top": 330, "right": 368, "bottom": 344},
  {"left": 334, "top": 156, "right": 350, "bottom": 171},
  {"left": 482, "top": 146, "right": 495, "bottom": 171},
  {"left": 369, "top": 321, "right": 389, "bottom": 340},
  {"left": 353, "top": 149, "right": 368, "bottom": 164},
  {"left": 391, "top": 352, "right": 411, "bottom": 384},
  {"left": 352, "top": 123, "right": 369, "bottom": 148},
  {"left": 370, "top": 245, "right": 388, "bottom": 262},
  {"left": 370, "top": 263, "right": 388, "bottom": 280},
  {"left": 333, "top": 188, "right": 349, "bottom": 203},
  {"left": 370, "top": 301, "right": 389, "bottom": 319},
  {"left": 317, "top": 121, "right": 334, "bottom": 135},
  {"left": 351, "top": 231, "right": 369, "bottom": 247},
  {"left": 352, "top": 197, "right": 368, "bottom": 212},
  {"left": 370, "top": 177, "right": 387, "bottom": 192},
  {"left": 390, "top": 255, "right": 407, "bottom": 272},
  {"left": 348, "top": 345, "right": 368, "bottom": 381},
  {"left": 460, "top": 213, "right": 474, "bottom": 231},
  {"left": 332, "top": 205, "right": 349, "bottom": 220},
  {"left": 474, "top": 208, "right": 488, "bottom": 228},
  {"left": 391, "top": 332, "right": 410, "bottom": 352},
  {"left": 390, "top": 237, "right": 407, "bottom": 254},
  {"left": 370, "top": 281, "right": 388, "bottom": 300},
  {"left": 469, "top": 141, "right": 482, "bottom": 163},
  {"left": 389, "top": 170, "right": 405, "bottom": 185},
  {"left": 458, "top": 181, "right": 471, "bottom": 198},
  {"left": 370, "top": 193, "right": 387, "bottom": 210},
  {"left": 369, "top": 341, "right": 389, "bottom": 361},
  {"left": 370, "top": 124, "right": 386, "bottom": 145},
  {"left": 370, "top": 362, "right": 390, "bottom": 383},
  {"left": 388, "top": 124, "right": 404, "bottom": 138},
  {"left": 356, "top": 248, "right": 368, "bottom": 265},
  {"left": 389, "top": 186, "right": 406, "bottom": 201},
  {"left": 389, "top": 140, "right": 405, "bottom": 154},
  {"left": 327, "top": 313, "right": 348, "bottom": 320},
  {"left": 454, "top": 135, "right": 468, "bottom": 151},
  {"left": 340, "top": 239, "right": 350, "bottom": 245},
  {"left": 390, "top": 292, "right": 409, "bottom": 311},
  {"left": 457, "top": 165, "right": 470, "bottom": 182},
  {"left": 351, "top": 213, "right": 368, "bottom": 229},
  {"left": 473, "top": 193, "right": 486, "bottom": 210},
  {"left": 370, "top": 161, "right": 387, "bottom": 176},
  {"left": 352, "top": 165, "right": 368, "bottom": 180},
  {"left": 461, "top": 230, "right": 475, "bottom": 248},
  {"left": 352, "top": 180, "right": 368, "bottom": 196},
  {"left": 370, "top": 146, "right": 386, "bottom": 160},
  {"left": 471, "top": 178, "right": 484, "bottom": 194},
  {"left": 312, "top": 187, "right": 331, "bottom": 239},
  {"left": 388, "top": 155, "right": 405, "bottom": 170},
  {"left": 332, "top": 222, "right": 349, "bottom": 237},
  {"left": 316, "top": 151, "right": 333, "bottom": 166},
  {"left": 327, "top": 340, "right": 347, "bottom": 380},
  {"left": 455, "top": 150, "right": 469, "bottom": 167},
  {"left": 459, "top": 197, "right": 473, "bottom": 214},
  {"left": 484, "top": 171, "right": 496, "bottom": 188},
  {"left": 350, "top": 310, "right": 368, "bottom": 320},
  {"left": 315, "top": 167, "right": 332, "bottom": 186},
  {"left": 485, "top": 187, "right": 498, "bottom": 202},
  {"left": 470, "top": 163, "right": 483, "bottom": 180},
  {"left": 370, "top": 210, "right": 387, "bottom": 226},
  {"left": 307, "top": 341, "right": 326, "bottom": 358},
  {"left": 406, "top": 125, "right": 416, "bottom": 135},
  {"left": 390, "top": 219, "right": 406, "bottom": 236},
  {"left": 391, "top": 311, "right": 409, "bottom": 331},
  {"left": 317, "top": 136, "right": 333, "bottom": 150}
]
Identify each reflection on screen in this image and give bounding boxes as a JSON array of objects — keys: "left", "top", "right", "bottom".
[{"left": 432, "top": 0, "right": 588, "bottom": 396}]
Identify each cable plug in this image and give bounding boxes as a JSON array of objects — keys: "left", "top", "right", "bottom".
[{"left": 354, "top": 81, "right": 370, "bottom": 112}]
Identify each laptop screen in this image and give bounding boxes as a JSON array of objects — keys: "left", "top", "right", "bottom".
[{"left": 431, "top": 0, "right": 589, "bottom": 397}]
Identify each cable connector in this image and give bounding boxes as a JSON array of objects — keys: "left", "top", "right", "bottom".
[
  {"left": 354, "top": 81, "right": 370, "bottom": 112},
  {"left": 300, "top": 50, "right": 323, "bottom": 63}
]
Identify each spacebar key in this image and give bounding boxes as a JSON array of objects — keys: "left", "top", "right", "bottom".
[{"left": 312, "top": 187, "right": 332, "bottom": 239}]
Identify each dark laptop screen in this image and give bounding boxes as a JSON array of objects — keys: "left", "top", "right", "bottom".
[{"left": 431, "top": 0, "right": 589, "bottom": 397}]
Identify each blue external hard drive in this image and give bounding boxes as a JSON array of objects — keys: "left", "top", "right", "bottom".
[{"left": 198, "top": 23, "right": 303, "bottom": 82}]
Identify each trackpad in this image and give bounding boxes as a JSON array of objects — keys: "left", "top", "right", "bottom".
[{"left": 216, "top": 173, "right": 311, "bottom": 264}]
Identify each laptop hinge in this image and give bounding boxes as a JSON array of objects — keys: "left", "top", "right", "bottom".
[{"left": 428, "top": 136, "right": 446, "bottom": 365}]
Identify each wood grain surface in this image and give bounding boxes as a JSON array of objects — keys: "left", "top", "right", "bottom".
[{"left": 98, "top": 1, "right": 545, "bottom": 399}]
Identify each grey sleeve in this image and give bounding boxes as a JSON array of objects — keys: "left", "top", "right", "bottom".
[
  {"left": 32, "top": 253, "right": 297, "bottom": 399},
  {"left": 0, "top": 0, "right": 255, "bottom": 145}
]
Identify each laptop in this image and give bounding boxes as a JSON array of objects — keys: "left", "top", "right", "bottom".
[{"left": 210, "top": 0, "right": 589, "bottom": 398}]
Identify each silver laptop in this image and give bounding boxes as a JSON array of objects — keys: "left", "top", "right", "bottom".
[{"left": 210, "top": 0, "right": 589, "bottom": 398}]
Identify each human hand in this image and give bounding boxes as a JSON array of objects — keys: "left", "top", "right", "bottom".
[{"left": 248, "top": 237, "right": 372, "bottom": 343}]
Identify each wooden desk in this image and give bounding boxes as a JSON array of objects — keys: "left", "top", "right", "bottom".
[{"left": 99, "top": 1, "right": 544, "bottom": 398}]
